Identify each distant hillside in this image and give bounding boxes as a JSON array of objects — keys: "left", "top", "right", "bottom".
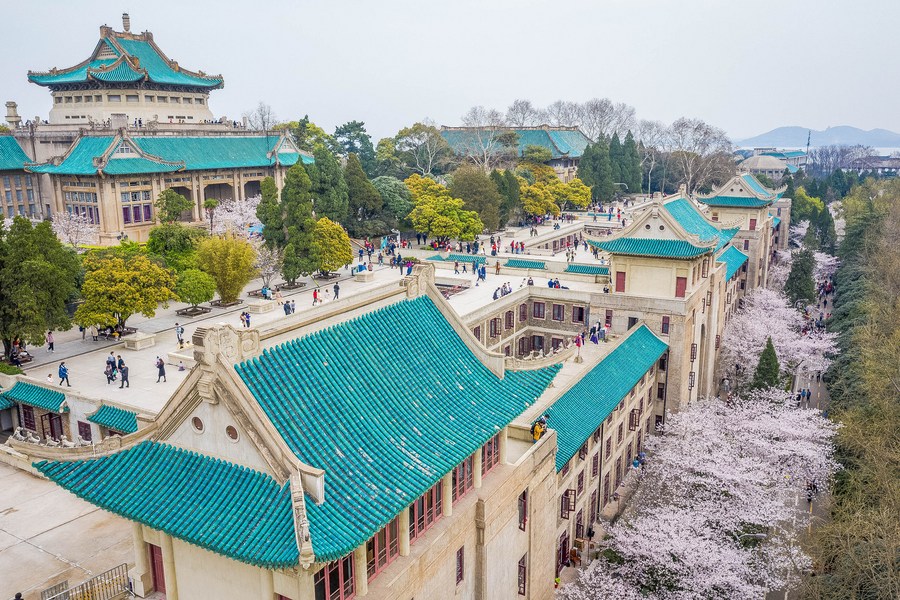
[{"left": 736, "top": 126, "right": 900, "bottom": 148}]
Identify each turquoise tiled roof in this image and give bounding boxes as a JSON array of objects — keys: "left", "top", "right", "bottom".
[
  {"left": 548, "top": 325, "right": 667, "bottom": 471},
  {"left": 236, "top": 296, "right": 559, "bottom": 562},
  {"left": 741, "top": 174, "right": 778, "bottom": 199},
  {"left": 27, "top": 136, "right": 311, "bottom": 176},
  {"left": 714, "top": 227, "right": 740, "bottom": 253},
  {"left": 663, "top": 197, "right": 720, "bottom": 242},
  {"left": 442, "top": 128, "right": 591, "bottom": 160},
  {"left": 697, "top": 195, "right": 773, "bottom": 208},
  {"left": 29, "top": 36, "right": 222, "bottom": 89},
  {"left": 565, "top": 264, "right": 609, "bottom": 276},
  {"left": 717, "top": 246, "right": 748, "bottom": 281},
  {"left": 35, "top": 441, "right": 297, "bottom": 568},
  {"left": 88, "top": 404, "right": 138, "bottom": 434},
  {"left": 427, "top": 253, "right": 485, "bottom": 265},
  {"left": 0, "top": 137, "right": 30, "bottom": 171},
  {"left": 504, "top": 259, "right": 546, "bottom": 270},
  {"left": 773, "top": 216, "right": 781, "bottom": 228},
  {"left": 592, "top": 238, "right": 711, "bottom": 259},
  {"left": 0, "top": 395, "right": 14, "bottom": 411},
  {"left": 0, "top": 382, "right": 67, "bottom": 412}
]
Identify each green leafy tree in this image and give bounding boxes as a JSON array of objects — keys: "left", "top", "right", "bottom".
[
  {"left": 394, "top": 122, "right": 452, "bottom": 177},
  {"left": 333, "top": 120, "right": 376, "bottom": 175},
  {"left": 0, "top": 217, "right": 80, "bottom": 357},
  {"left": 155, "top": 188, "right": 193, "bottom": 224},
  {"left": 491, "top": 169, "right": 522, "bottom": 226},
  {"left": 405, "top": 174, "right": 482, "bottom": 242},
  {"left": 277, "top": 116, "right": 335, "bottom": 153},
  {"left": 784, "top": 248, "right": 816, "bottom": 306},
  {"left": 146, "top": 223, "right": 208, "bottom": 272},
  {"left": 345, "top": 153, "right": 384, "bottom": 235},
  {"left": 750, "top": 337, "right": 781, "bottom": 390},
  {"left": 203, "top": 198, "right": 219, "bottom": 232},
  {"left": 520, "top": 182, "right": 561, "bottom": 217},
  {"left": 281, "top": 164, "right": 318, "bottom": 283},
  {"left": 521, "top": 144, "right": 552, "bottom": 164},
  {"left": 622, "top": 131, "right": 642, "bottom": 192},
  {"left": 195, "top": 234, "right": 257, "bottom": 304},
  {"left": 305, "top": 145, "right": 349, "bottom": 223},
  {"left": 176, "top": 268, "right": 216, "bottom": 308},
  {"left": 373, "top": 137, "right": 403, "bottom": 178},
  {"left": 815, "top": 205, "right": 837, "bottom": 254},
  {"left": 311, "top": 217, "right": 353, "bottom": 274},
  {"left": 608, "top": 133, "right": 624, "bottom": 188},
  {"left": 75, "top": 253, "right": 177, "bottom": 327},
  {"left": 449, "top": 165, "right": 502, "bottom": 231},
  {"left": 791, "top": 187, "right": 825, "bottom": 224},
  {"left": 372, "top": 176, "right": 413, "bottom": 224},
  {"left": 578, "top": 140, "right": 614, "bottom": 201},
  {"left": 256, "top": 176, "right": 284, "bottom": 248}
]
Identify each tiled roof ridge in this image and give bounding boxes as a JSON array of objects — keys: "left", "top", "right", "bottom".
[
  {"left": 26, "top": 38, "right": 117, "bottom": 80},
  {"left": 85, "top": 53, "right": 146, "bottom": 81},
  {"left": 104, "top": 29, "right": 224, "bottom": 84},
  {"left": 25, "top": 135, "right": 116, "bottom": 174},
  {"left": 115, "top": 135, "right": 186, "bottom": 171},
  {"left": 590, "top": 197, "right": 717, "bottom": 251}
]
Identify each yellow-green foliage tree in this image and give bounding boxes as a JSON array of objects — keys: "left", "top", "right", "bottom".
[
  {"left": 311, "top": 217, "right": 353, "bottom": 274},
  {"left": 520, "top": 181, "right": 560, "bottom": 217},
  {"left": 196, "top": 234, "right": 257, "bottom": 304},
  {"left": 405, "top": 174, "right": 483, "bottom": 242},
  {"left": 75, "top": 253, "right": 177, "bottom": 327},
  {"left": 516, "top": 162, "right": 589, "bottom": 215},
  {"left": 791, "top": 186, "right": 825, "bottom": 224}
]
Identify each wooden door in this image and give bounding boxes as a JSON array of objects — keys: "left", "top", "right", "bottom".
[
  {"left": 148, "top": 543, "right": 166, "bottom": 593},
  {"left": 675, "top": 276, "right": 687, "bottom": 298},
  {"left": 615, "top": 271, "right": 626, "bottom": 293}
]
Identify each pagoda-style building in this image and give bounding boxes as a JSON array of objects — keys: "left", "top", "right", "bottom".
[{"left": 27, "top": 13, "right": 223, "bottom": 127}]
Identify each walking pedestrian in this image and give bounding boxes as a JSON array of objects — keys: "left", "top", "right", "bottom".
[
  {"left": 290, "top": 300, "right": 296, "bottom": 314},
  {"left": 117, "top": 355, "right": 125, "bottom": 371},
  {"left": 283, "top": 301, "right": 290, "bottom": 316},
  {"left": 245, "top": 312, "right": 251, "bottom": 328},
  {"left": 119, "top": 364, "right": 130, "bottom": 388},
  {"left": 240, "top": 312, "right": 247, "bottom": 327},
  {"left": 58, "top": 362, "right": 70, "bottom": 386},
  {"left": 90, "top": 325, "right": 98, "bottom": 341},
  {"left": 175, "top": 323, "right": 185, "bottom": 348},
  {"left": 313, "top": 289, "right": 319, "bottom": 305},
  {"left": 105, "top": 363, "right": 115, "bottom": 384},
  {"left": 334, "top": 282, "right": 340, "bottom": 300},
  {"left": 156, "top": 356, "right": 166, "bottom": 383},
  {"left": 46, "top": 331, "right": 54, "bottom": 353}
]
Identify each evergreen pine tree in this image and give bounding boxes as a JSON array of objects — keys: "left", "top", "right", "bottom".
[
  {"left": 577, "top": 140, "right": 614, "bottom": 201},
  {"left": 256, "top": 176, "right": 284, "bottom": 248},
  {"left": 344, "top": 153, "right": 384, "bottom": 236},
  {"left": 280, "top": 163, "right": 317, "bottom": 283},
  {"left": 750, "top": 337, "right": 781, "bottom": 390},
  {"left": 784, "top": 248, "right": 816, "bottom": 306},
  {"left": 623, "top": 131, "right": 642, "bottom": 192},
  {"left": 608, "top": 133, "right": 623, "bottom": 189},
  {"left": 306, "top": 145, "right": 349, "bottom": 224},
  {"left": 816, "top": 205, "right": 837, "bottom": 254}
]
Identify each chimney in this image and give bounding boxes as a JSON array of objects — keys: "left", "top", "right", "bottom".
[{"left": 122, "top": 13, "right": 131, "bottom": 32}]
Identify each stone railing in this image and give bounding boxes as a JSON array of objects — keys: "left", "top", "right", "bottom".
[{"left": 504, "top": 339, "right": 577, "bottom": 371}]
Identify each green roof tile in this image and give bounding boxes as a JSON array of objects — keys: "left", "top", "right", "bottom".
[
  {"left": 592, "top": 238, "right": 711, "bottom": 259},
  {"left": 717, "top": 246, "right": 748, "bottom": 281},
  {"left": 441, "top": 128, "right": 591, "bottom": 160},
  {"left": 0, "top": 382, "right": 67, "bottom": 412},
  {"left": 35, "top": 441, "right": 297, "bottom": 568},
  {"left": 0, "top": 394, "right": 14, "bottom": 411},
  {"left": 773, "top": 216, "right": 781, "bottom": 228},
  {"left": 89, "top": 58, "right": 145, "bottom": 83},
  {"left": 564, "top": 264, "right": 609, "bottom": 276},
  {"left": 87, "top": 404, "right": 138, "bottom": 434},
  {"left": 427, "top": 253, "right": 485, "bottom": 265},
  {"left": 504, "top": 259, "right": 546, "bottom": 270},
  {"left": 549, "top": 325, "right": 667, "bottom": 471},
  {"left": 235, "top": 296, "right": 559, "bottom": 562},
  {"left": 741, "top": 173, "right": 778, "bottom": 199},
  {"left": 0, "top": 137, "right": 31, "bottom": 171},
  {"left": 663, "top": 197, "right": 719, "bottom": 242},
  {"left": 697, "top": 195, "right": 773, "bottom": 208}
]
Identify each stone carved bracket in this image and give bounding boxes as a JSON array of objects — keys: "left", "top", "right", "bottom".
[{"left": 290, "top": 473, "right": 316, "bottom": 569}]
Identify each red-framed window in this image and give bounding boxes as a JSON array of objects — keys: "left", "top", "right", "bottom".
[
  {"left": 605, "top": 437, "right": 612, "bottom": 459},
  {"left": 409, "top": 482, "right": 442, "bottom": 542},
  {"left": 552, "top": 303, "right": 565, "bottom": 321},
  {"left": 517, "top": 337, "right": 528, "bottom": 356},
  {"left": 533, "top": 302, "right": 545, "bottom": 319},
  {"left": 561, "top": 461, "right": 570, "bottom": 477},
  {"left": 661, "top": 316, "right": 670, "bottom": 335},
  {"left": 615, "top": 271, "right": 626, "bottom": 292},
  {"left": 560, "top": 489, "right": 575, "bottom": 519},
  {"left": 575, "top": 509, "right": 584, "bottom": 539},
  {"left": 576, "top": 471, "right": 585, "bottom": 497},
  {"left": 615, "top": 458, "right": 623, "bottom": 487},
  {"left": 589, "top": 490, "right": 598, "bottom": 525},
  {"left": 452, "top": 455, "right": 475, "bottom": 503},
  {"left": 749, "top": 218, "right": 757, "bottom": 231},
  {"left": 489, "top": 318, "right": 500, "bottom": 338},
  {"left": 505, "top": 310, "right": 515, "bottom": 329},
  {"left": 456, "top": 546, "right": 465, "bottom": 584},
  {"left": 629, "top": 408, "right": 642, "bottom": 431},
  {"left": 518, "top": 489, "right": 528, "bottom": 531},
  {"left": 366, "top": 516, "right": 400, "bottom": 580},
  {"left": 602, "top": 474, "right": 610, "bottom": 507},
  {"left": 20, "top": 405, "right": 35, "bottom": 431},
  {"left": 593, "top": 427, "right": 602, "bottom": 443},
  {"left": 314, "top": 555, "right": 355, "bottom": 600},
  {"left": 518, "top": 303, "right": 527, "bottom": 322},
  {"left": 473, "top": 326, "right": 481, "bottom": 340},
  {"left": 578, "top": 442, "right": 588, "bottom": 461},
  {"left": 572, "top": 305, "right": 585, "bottom": 323},
  {"left": 743, "top": 239, "right": 750, "bottom": 251},
  {"left": 591, "top": 453, "right": 599, "bottom": 478},
  {"left": 675, "top": 276, "right": 687, "bottom": 298},
  {"left": 518, "top": 554, "right": 527, "bottom": 595},
  {"left": 482, "top": 433, "right": 500, "bottom": 475},
  {"left": 617, "top": 423, "right": 624, "bottom": 443},
  {"left": 551, "top": 337, "right": 564, "bottom": 351},
  {"left": 531, "top": 335, "right": 545, "bottom": 352},
  {"left": 77, "top": 421, "right": 92, "bottom": 442}
]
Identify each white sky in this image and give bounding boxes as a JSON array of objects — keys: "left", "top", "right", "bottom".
[{"left": 4, "top": 0, "right": 898, "bottom": 141}]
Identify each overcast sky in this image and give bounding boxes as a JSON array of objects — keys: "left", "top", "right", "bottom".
[{"left": 4, "top": 0, "right": 898, "bottom": 141}]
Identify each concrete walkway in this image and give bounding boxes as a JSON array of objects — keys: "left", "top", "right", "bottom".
[{"left": 0, "top": 462, "right": 132, "bottom": 600}]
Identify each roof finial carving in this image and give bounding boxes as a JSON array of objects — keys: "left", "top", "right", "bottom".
[{"left": 122, "top": 13, "right": 131, "bottom": 33}]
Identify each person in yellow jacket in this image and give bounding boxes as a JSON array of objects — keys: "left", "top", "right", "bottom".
[{"left": 530, "top": 415, "right": 549, "bottom": 442}]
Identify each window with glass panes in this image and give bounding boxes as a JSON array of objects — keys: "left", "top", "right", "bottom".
[
  {"left": 409, "top": 482, "right": 442, "bottom": 541},
  {"left": 518, "top": 489, "right": 528, "bottom": 530},
  {"left": 456, "top": 547, "right": 465, "bottom": 584},
  {"left": 314, "top": 555, "right": 354, "bottom": 600},
  {"left": 120, "top": 185, "right": 153, "bottom": 224},
  {"left": 532, "top": 302, "right": 545, "bottom": 319},
  {"left": 482, "top": 433, "right": 500, "bottom": 475},
  {"left": 589, "top": 489, "right": 598, "bottom": 524},
  {"left": 517, "top": 554, "right": 527, "bottom": 595},
  {"left": 452, "top": 455, "right": 474, "bottom": 503},
  {"left": 63, "top": 188, "right": 100, "bottom": 224},
  {"left": 605, "top": 437, "right": 612, "bottom": 459},
  {"left": 591, "top": 453, "right": 599, "bottom": 477},
  {"left": 366, "top": 516, "right": 399, "bottom": 580},
  {"left": 576, "top": 471, "right": 585, "bottom": 496},
  {"left": 575, "top": 509, "right": 584, "bottom": 538}
]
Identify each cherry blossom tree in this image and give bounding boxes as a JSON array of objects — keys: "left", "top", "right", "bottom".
[
  {"left": 789, "top": 220, "right": 809, "bottom": 248},
  {"left": 813, "top": 251, "right": 839, "bottom": 282},
  {"left": 767, "top": 250, "right": 793, "bottom": 292},
  {"left": 211, "top": 195, "right": 262, "bottom": 236},
  {"left": 51, "top": 210, "right": 98, "bottom": 248},
  {"left": 719, "top": 288, "right": 837, "bottom": 390},
  {"left": 558, "top": 392, "right": 839, "bottom": 600},
  {"left": 251, "top": 238, "right": 283, "bottom": 288}
]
